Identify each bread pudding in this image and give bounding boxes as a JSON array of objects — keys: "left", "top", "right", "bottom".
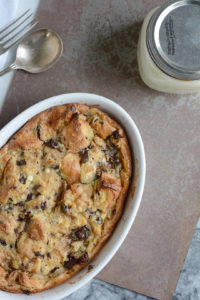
[{"left": 0, "top": 104, "right": 132, "bottom": 294}]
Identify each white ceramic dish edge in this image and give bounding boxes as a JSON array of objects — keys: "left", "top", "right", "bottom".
[{"left": 0, "top": 93, "right": 146, "bottom": 300}]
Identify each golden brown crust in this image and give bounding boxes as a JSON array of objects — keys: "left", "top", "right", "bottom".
[{"left": 0, "top": 103, "right": 132, "bottom": 294}]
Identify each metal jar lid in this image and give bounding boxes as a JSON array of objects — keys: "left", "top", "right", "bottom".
[{"left": 146, "top": 0, "right": 200, "bottom": 80}]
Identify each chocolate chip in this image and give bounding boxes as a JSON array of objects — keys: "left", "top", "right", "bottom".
[
  {"left": 47, "top": 252, "right": 52, "bottom": 259},
  {"left": 33, "top": 185, "right": 41, "bottom": 191},
  {"left": 88, "top": 264, "right": 94, "bottom": 271},
  {"left": 74, "top": 112, "right": 79, "bottom": 120},
  {"left": 10, "top": 186, "right": 17, "bottom": 190},
  {"left": 71, "top": 105, "right": 76, "bottom": 112},
  {"left": 50, "top": 165, "right": 59, "bottom": 170},
  {"left": 36, "top": 192, "right": 41, "bottom": 198},
  {"left": 26, "top": 193, "right": 33, "bottom": 202},
  {"left": 0, "top": 238, "right": 7, "bottom": 246},
  {"left": 16, "top": 159, "right": 26, "bottom": 166},
  {"left": 112, "top": 209, "right": 117, "bottom": 215},
  {"left": 71, "top": 226, "right": 90, "bottom": 241},
  {"left": 96, "top": 216, "right": 103, "bottom": 225},
  {"left": 34, "top": 251, "right": 44, "bottom": 258},
  {"left": 34, "top": 206, "right": 39, "bottom": 210},
  {"left": 107, "top": 136, "right": 117, "bottom": 150},
  {"left": 108, "top": 155, "right": 120, "bottom": 168},
  {"left": 41, "top": 202, "right": 47, "bottom": 211},
  {"left": 79, "top": 252, "right": 89, "bottom": 263},
  {"left": 63, "top": 254, "right": 79, "bottom": 269},
  {"left": 94, "top": 169, "right": 101, "bottom": 180},
  {"left": 15, "top": 201, "right": 24, "bottom": 207},
  {"left": 44, "top": 139, "right": 59, "bottom": 149},
  {"left": 18, "top": 211, "right": 31, "bottom": 222},
  {"left": 80, "top": 149, "right": 89, "bottom": 163},
  {"left": 19, "top": 175, "right": 27, "bottom": 184},
  {"left": 88, "top": 144, "right": 92, "bottom": 149},
  {"left": 37, "top": 125, "right": 42, "bottom": 140},
  {"left": 86, "top": 208, "right": 95, "bottom": 216},
  {"left": 61, "top": 203, "right": 71, "bottom": 213},
  {"left": 22, "top": 290, "right": 30, "bottom": 295},
  {"left": 50, "top": 267, "right": 59, "bottom": 273},
  {"left": 112, "top": 130, "right": 121, "bottom": 139},
  {"left": 99, "top": 121, "right": 104, "bottom": 125}
]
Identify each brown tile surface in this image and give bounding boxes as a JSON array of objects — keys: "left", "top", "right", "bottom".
[{"left": 1, "top": 1, "right": 200, "bottom": 300}]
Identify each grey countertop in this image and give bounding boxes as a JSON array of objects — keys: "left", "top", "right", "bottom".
[{"left": 63, "top": 219, "right": 200, "bottom": 300}]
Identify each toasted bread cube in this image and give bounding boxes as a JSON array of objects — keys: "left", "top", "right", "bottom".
[{"left": 61, "top": 114, "right": 94, "bottom": 152}]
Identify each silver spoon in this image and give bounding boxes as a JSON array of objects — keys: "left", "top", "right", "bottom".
[{"left": 0, "top": 28, "right": 63, "bottom": 75}]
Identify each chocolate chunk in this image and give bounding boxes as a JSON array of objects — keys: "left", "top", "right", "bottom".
[
  {"left": 18, "top": 215, "right": 24, "bottom": 221},
  {"left": 35, "top": 251, "right": 44, "bottom": 258},
  {"left": 61, "top": 203, "right": 71, "bottom": 213},
  {"left": 26, "top": 193, "right": 33, "bottom": 202},
  {"left": 10, "top": 186, "right": 17, "bottom": 190},
  {"left": 94, "top": 169, "right": 101, "bottom": 180},
  {"left": 88, "top": 264, "right": 94, "bottom": 271},
  {"left": 44, "top": 139, "right": 59, "bottom": 149},
  {"left": 79, "top": 252, "right": 89, "bottom": 263},
  {"left": 18, "top": 211, "right": 31, "bottom": 222},
  {"left": 74, "top": 112, "right": 79, "bottom": 120},
  {"left": 19, "top": 175, "right": 27, "bottom": 184},
  {"left": 96, "top": 216, "right": 103, "bottom": 225},
  {"left": 33, "top": 185, "right": 41, "bottom": 191},
  {"left": 47, "top": 252, "right": 52, "bottom": 259},
  {"left": 99, "top": 121, "right": 104, "bottom": 125},
  {"left": 50, "top": 164, "right": 59, "bottom": 170},
  {"left": 80, "top": 149, "right": 89, "bottom": 163},
  {"left": 37, "top": 125, "right": 42, "bottom": 140},
  {"left": 0, "top": 238, "right": 7, "bottom": 246},
  {"left": 22, "top": 290, "right": 30, "bottom": 295},
  {"left": 41, "top": 202, "right": 47, "bottom": 211},
  {"left": 16, "top": 159, "right": 26, "bottom": 166},
  {"left": 108, "top": 155, "right": 120, "bottom": 168},
  {"left": 35, "top": 192, "right": 41, "bottom": 198},
  {"left": 86, "top": 208, "right": 95, "bottom": 216},
  {"left": 34, "top": 206, "right": 39, "bottom": 210},
  {"left": 71, "top": 225, "right": 90, "bottom": 241},
  {"left": 71, "top": 105, "right": 76, "bottom": 112},
  {"left": 63, "top": 254, "right": 79, "bottom": 269},
  {"left": 50, "top": 267, "right": 59, "bottom": 273},
  {"left": 107, "top": 136, "right": 117, "bottom": 150},
  {"left": 112, "top": 209, "right": 117, "bottom": 215},
  {"left": 112, "top": 130, "right": 121, "bottom": 139},
  {"left": 15, "top": 201, "right": 25, "bottom": 207},
  {"left": 88, "top": 144, "right": 92, "bottom": 149}
]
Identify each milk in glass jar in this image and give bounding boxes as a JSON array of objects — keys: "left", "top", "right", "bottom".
[{"left": 137, "top": 0, "right": 200, "bottom": 94}]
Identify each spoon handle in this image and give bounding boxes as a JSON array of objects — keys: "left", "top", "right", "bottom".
[{"left": 0, "top": 63, "right": 17, "bottom": 76}]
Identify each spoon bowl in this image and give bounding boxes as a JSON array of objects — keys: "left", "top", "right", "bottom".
[{"left": 0, "top": 29, "right": 63, "bottom": 75}]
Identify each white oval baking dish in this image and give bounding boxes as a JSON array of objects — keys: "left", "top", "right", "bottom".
[{"left": 0, "top": 93, "right": 146, "bottom": 300}]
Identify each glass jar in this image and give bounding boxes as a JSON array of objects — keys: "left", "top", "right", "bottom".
[{"left": 137, "top": 0, "right": 200, "bottom": 94}]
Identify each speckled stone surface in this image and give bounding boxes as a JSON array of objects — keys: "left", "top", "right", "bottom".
[{"left": 1, "top": 1, "right": 200, "bottom": 300}]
